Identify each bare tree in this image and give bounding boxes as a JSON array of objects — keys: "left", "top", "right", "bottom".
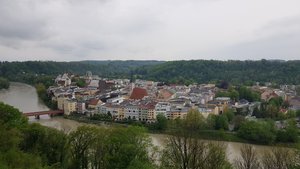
[
  {"left": 161, "top": 109, "right": 232, "bottom": 169},
  {"left": 161, "top": 110, "right": 232, "bottom": 169},
  {"left": 234, "top": 145, "right": 261, "bottom": 169},
  {"left": 161, "top": 133, "right": 231, "bottom": 169},
  {"left": 262, "top": 147, "right": 298, "bottom": 169}
]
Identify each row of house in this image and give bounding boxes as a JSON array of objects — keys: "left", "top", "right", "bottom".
[
  {"left": 97, "top": 96, "right": 231, "bottom": 122},
  {"left": 49, "top": 72, "right": 300, "bottom": 123}
]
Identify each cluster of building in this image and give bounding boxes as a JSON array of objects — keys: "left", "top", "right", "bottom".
[{"left": 48, "top": 72, "right": 300, "bottom": 123}]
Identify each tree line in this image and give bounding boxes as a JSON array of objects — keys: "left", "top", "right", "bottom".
[
  {"left": 1, "top": 60, "right": 300, "bottom": 86},
  {"left": 133, "top": 59, "right": 300, "bottom": 85}
]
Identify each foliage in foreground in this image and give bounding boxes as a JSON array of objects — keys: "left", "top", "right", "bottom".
[
  {"left": 0, "top": 102, "right": 155, "bottom": 169},
  {"left": 161, "top": 110, "right": 232, "bottom": 169},
  {"left": 1, "top": 102, "right": 300, "bottom": 169}
]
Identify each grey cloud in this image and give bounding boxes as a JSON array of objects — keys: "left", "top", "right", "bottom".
[
  {"left": 0, "top": 0, "right": 300, "bottom": 61},
  {"left": 0, "top": 0, "right": 49, "bottom": 49},
  {"left": 211, "top": 32, "right": 300, "bottom": 60}
]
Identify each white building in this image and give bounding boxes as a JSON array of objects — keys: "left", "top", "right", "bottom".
[
  {"left": 107, "top": 96, "right": 124, "bottom": 104},
  {"left": 124, "top": 105, "right": 140, "bottom": 120},
  {"left": 77, "top": 102, "right": 86, "bottom": 114},
  {"left": 155, "top": 102, "right": 171, "bottom": 117},
  {"left": 55, "top": 73, "right": 72, "bottom": 86}
]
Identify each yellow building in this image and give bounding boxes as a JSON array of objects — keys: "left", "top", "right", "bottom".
[
  {"left": 147, "top": 108, "right": 156, "bottom": 122},
  {"left": 206, "top": 97, "right": 231, "bottom": 114},
  {"left": 57, "top": 96, "right": 66, "bottom": 110},
  {"left": 64, "top": 99, "right": 77, "bottom": 115},
  {"left": 167, "top": 108, "right": 189, "bottom": 120},
  {"left": 139, "top": 102, "right": 157, "bottom": 122},
  {"left": 99, "top": 103, "right": 125, "bottom": 120},
  {"left": 118, "top": 107, "right": 125, "bottom": 120},
  {"left": 198, "top": 105, "right": 219, "bottom": 118}
]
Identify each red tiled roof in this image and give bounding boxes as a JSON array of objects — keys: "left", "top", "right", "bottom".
[
  {"left": 139, "top": 102, "right": 157, "bottom": 110},
  {"left": 89, "top": 98, "right": 100, "bottom": 105},
  {"left": 158, "top": 89, "right": 174, "bottom": 100},
  {"left": 130, "top": 87, "right": 148, "bottom": 100}
]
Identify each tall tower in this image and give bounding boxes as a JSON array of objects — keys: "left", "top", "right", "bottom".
[{"left": 86, "top": 71, "right": 92, "bottom": 80}]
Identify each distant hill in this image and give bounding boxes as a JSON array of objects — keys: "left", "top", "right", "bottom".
[
  {"left": 79, "top": 60, "right": 165, "bottom": 67},
  {"left": 1, "top": 59, "right": 300, "bottom": 85},
  {"left": 132, "top": 59, "right": 300, "bottom": 85},
  {"left": 0, "top": 60, "right": 164, "bottom": 79}
]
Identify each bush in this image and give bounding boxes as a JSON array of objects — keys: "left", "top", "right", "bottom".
[
  {"left": 238, "top": 120, "right": 276, "bottom": 144},
  {"left": 0, "top": 77, "right": 9, "bottom": 89}
]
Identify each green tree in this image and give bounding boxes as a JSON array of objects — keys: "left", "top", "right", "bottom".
[
  {"left": 155, "top": 114, "right": 168, "bottom": 131},
  {"left": 75, "top": 78, "right": 86, "bottom": 87},
  {"left": 68, "top": 126, "right": 98, "bottom": 169},
  {"left": 232, "top": 115, "right": 245, "bottom": 131},
  {"left": 207, "top": 114, "right": 217, "bottom": 130},
  {"left": 0, "top": 103, "right": 45, "bottom": 169},
  {"left": 223, "top": 109, "right": 235, "bottom": 122},
  {"left": 35, "top": 83, "right": 57, "bottom": 110},
  {"left": 265, "top": 104, "right": 280, "bottom": 119},
  {"left": 105, "top": 126, "right": 153, "bottom": 169},
  {"left": 238, "top": 120, "right": 276, "bottom": 144},
  {"left": 286, "top": 110, "right": 296, "bottom": 119},
  {"left": 276, "top": 119, "right": 299, "bottom": 143},
  {"left": 0, "top": 149, "right": 43, "bottom": 169},
  {"left": 296, "top": 110, "right": 300, "bottom": 118},
  {"left": 0, "top": 102, "right": 27, "bottom": 128},
  {"left": 20, "top": 123, "right": 68, "bottom": 167},
  {"left": 229, "top": 89, "right": 239, "bottom": 101},
  {"left": 215, "top": 114, "right": 229, "bottom": 130},
  {"left": 237, "top": 86, "right": 260, "bottom": 102},
  {"left": 252, "top": 107, "right": 263, "bottom": 118},
  {"left": 0, "top": 77, "right": 9, "bottom": 89},
  {"left": 183, "top": 109, "right": 205, "bottom": 131},
  {"left": 89, "top": 127, "right": 110, "bottom": 169},
  {"left": 206, "top": 114, "right": 230, "bottom": 131}
]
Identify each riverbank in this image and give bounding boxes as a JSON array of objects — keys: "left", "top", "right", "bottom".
[
  {"left": 35, "top": 116, "right": 297, "bottom": 163},
  {"left": 63, "top": 114, "right": 299, "bottom": 148}
]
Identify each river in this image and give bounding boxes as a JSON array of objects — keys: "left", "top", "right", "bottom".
[{"left": 0, "top": 82, "right": 279, "bottom": 162}]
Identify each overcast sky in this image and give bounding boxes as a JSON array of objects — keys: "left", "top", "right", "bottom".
[{"left": 0, "top": 0, "right": 300, "bottom": 61}]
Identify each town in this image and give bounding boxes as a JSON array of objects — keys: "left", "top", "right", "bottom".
[{"left": 48, "top": 72, "right": 300, "bottom": 128}]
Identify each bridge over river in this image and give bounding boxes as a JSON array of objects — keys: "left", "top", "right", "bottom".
[{"left": 23, "top": 110, "right": 64, "bottom": 119}]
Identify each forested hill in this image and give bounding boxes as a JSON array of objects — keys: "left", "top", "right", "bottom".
[
  {"left": 0, "top": 60, "right": 164, "bottom": 80},
  {"left": 133, "top": 60, "right": 300, "bottom": 85},
  {"left": 0, "top": 59, "right": 300, "bottom": 85}
]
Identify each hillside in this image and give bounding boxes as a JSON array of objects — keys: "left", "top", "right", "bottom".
[
  {"left": 133, "top": 60, "right": 300, "bottom": 85},
  {"left": 1, "top": 59, "right": 300, "bottom": 85},
  {"left": 0, "top": 60, "right": 164, "bottom": 82}
]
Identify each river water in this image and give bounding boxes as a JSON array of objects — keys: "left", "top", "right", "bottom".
[{"left": 0, "top": 82, "right": 279, "bottom": 162}]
